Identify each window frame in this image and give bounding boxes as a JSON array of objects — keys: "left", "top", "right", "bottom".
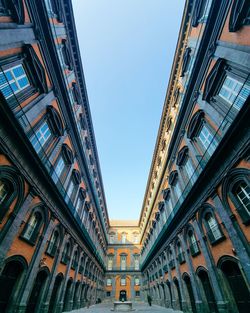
[
  {"left": 20, "top": 210, "right": 44, "bottom": 245},
  {"left": 46, "top": 229, "right": 60, "bottom": 257}
]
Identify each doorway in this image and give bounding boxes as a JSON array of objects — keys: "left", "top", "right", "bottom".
[{"left": 119, "top": 290, "right": 127, "bottom": 301}]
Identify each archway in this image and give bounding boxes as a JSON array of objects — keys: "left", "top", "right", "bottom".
[
  {"left": 48, "top": 273, "right": 63, "bottom": 313},
  {"left": 173, "top": 278, "right": 182, "bottom": 310},
  {"left": 26, "top": 269, "right": 49, "bottom": 313},
  {"left": 197, "top": 269, "right": 218, "bottom": 313},
  {"left": 220, "top": 259, "right": 250, "bottom": 313},
  {"left": 63, "top": 279, "right": 73, "bottom": 312},
  {"left": 183, "top": 274, "right": 197, "bottom": 313},
  {"left": 166, "top": 281, "right": 173, "bottom": 308},
  {"left": 0, "top": 258, "right": 26, "bottom": 312},
  {"left": 73, "top": 281, "right": 81, "bottom": 309},
  {"left": 119, "top": 290, "right": 127, "bottom": 301}
]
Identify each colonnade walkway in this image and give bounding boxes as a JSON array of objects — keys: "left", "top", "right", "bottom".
[{"left": 69, "top": 302, "right": 183, "bottom": 312}]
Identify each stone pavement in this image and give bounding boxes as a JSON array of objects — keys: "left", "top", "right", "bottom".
[{"left": 69, "top": 302, "right": 183, "bottom": 312}]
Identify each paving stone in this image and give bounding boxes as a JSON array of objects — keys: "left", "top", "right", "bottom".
[{"left": 69, "top": 302, "right": 183, "bottom": 312}]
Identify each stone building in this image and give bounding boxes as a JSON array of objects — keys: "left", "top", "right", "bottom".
[
  {"left": 0, "top": 0, "right": 108, "bottom": 312},
  {"left": 0, "top": 0, "right": 249, "bottom": 313},
  {"left": 139, "top": 1, "right": 250, "bottom": 313},
  {"left": 105, "top": 220, "right": 141, "bottom": 302}
]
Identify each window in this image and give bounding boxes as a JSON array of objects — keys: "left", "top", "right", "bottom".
[
  {"left": 120, "top": 276, "right": 126, "bottom": 286},
  {"left": 106, "top": 291, "right": 111, "bottom": 297},
  {"left": 22, "top": 212, "right": 42, "bottom": 243},
  {"left": 121, "top": 233, "right": 126, "bottom": 244},
  {"left": 184, "top": 158, "right": 198, "bottom": 185},
  {"left": 30, "top": 121, "right": 52, "bottom": 153},
  {"left": 54, "top": 156, "right": 65, "bottom": 178},
  {"left": 108, "top": 255, "right": 113, "bottom": 270},
  {"left": 219, "top": 76, "right": 250, "bottom": 111},
  {"left": 174, "top": 182, "right": 182, "bottom": 201},
  {"left": 188, "top": 230, "right": 200, "bottom": 256},
  {"left": 0, "top": 179, "right": 10, "bottom": 205},
  {"left": 0, "top": 64, "right": 30, "bottom": 99},
  {"left": 232, "top": 180, "right": 250, "bottom": 223},
  {"left": 198, "top": 124, "right": 218, "bottom": 156},
  {"left": 177, "top": 242, "right": 185, "bottom": 264},
  {"left": 109, "top": 233, "right": 115, "bottom": 243},
  {"left": 229, "top": 0, "right": 250, "bottom": 32},
  {"left": 121, "top": 255, "right": 126, "bottom": 270},
  {"left": 134, "top": 255, "right": 140, "bottom": 270},
  {"left": 71, "top": 251, "right": 78, "bottom": 270},
  {"left": 135, "top": 277, "right": 140, "bottom": 286},
  {"left": 61, "top": 242, "right": 70, "bottom": 264},
  {"left": 47, "top": 230, "right": 59, "bottom": 256},
  {"left": 133, "top": 233, "right": 139, "bottom": 244},
  {"left": 67, "top": 180, "right": 75, "bottom": 199},
  {"left": 106, "top": 278, "right": 112, "bottom": 286},
  {"left": 135, "top": 291, "right": 140, "bottom": 297},
  {"left": 205, "top": 213, "right": 224, "bottom": 244}
]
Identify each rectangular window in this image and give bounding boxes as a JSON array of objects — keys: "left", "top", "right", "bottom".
[
  {"left": 30, "top": 121, "right": 52, "bottom": 153},
  {"left": 55, "top": 156, "right": 65, "bottom": 178},
  {"left": 108, "top": 256, "right": 113, "bottom": 270},
  {"left": 120, "top": 278, "right": 126, "bottom": 286},
  {"left": 134, "top": 256, "right": 140, "bottom": 270},
  {"left": 106, "top": 278, "right": 112, "bottom": 286},
  {"left": 135, "top": 291, "right": 140, "bottom": 297},
  {"left": 75, "top": 198, "right": 82, "bottom": 214},
  {"left": 121, "top": 256, "right": 126, "bottom": 270},
  {"left": 184, "top": 158, "right": 198, "bottom": 184},
  {"left": 219, "top": 76, "right": 250, "bottom": 111},
  {"left": 67, "top": 180, "right": 74, "bottom": 199},
  {"left": 0, "top": 64, "right": 30, "bottom": 99},
  {"left": 198, "top": 125, "right": 218, "bottom": 156},
  {"left": 106, "top": 291, "right": 111, "bottom": 297}
]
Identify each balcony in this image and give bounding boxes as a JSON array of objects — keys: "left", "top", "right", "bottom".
[{"left": 106, "top": 266, "right": 141, "bottom": 272}]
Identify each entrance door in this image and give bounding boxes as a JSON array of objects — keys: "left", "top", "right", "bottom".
[
  {"left": 221, "top": 260, "right": 250, "bottom": 313},
  {"left": 198, "top": 270, "right": 218, "bottom": 313},
  {"left": 119, "top": 290, "right": 127, "bottom": 301}
]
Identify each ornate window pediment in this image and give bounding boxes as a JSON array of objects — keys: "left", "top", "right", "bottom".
[
  {"left": 61, "top": 143, "right": 74, "bottom": 165},
  {"left": 158, "top": 201, "right": 165, "bottom": 212},
  {"left": 72, "top": 169, "right": 81, "bottom": 184},
  {"left": 176, "top": 146, "right": 189, "bottom": 166},
  {"left": 24, "top": 45, "right": 48, "bottom": 94},
  {"left": 6, "top": 0, "right": 25, "bottom": 24},
  {"left": 47, "top": 106, "right": 64, "bottom": 137},
  {"left": 180, "top": 47, "right": 191, "bottom": 77},
  {"left": 191, "top": 0, "right": 204, "bottom": 27},
  {"left": 162, "top": 188, "right": 170, "bottom": 201},
  {"left": 79, "top": 114, "right": 87, "bottom": 130},
  {"left": 79, "top": 187, "right": 87, "bottom": 200},
  {"left": 187, "top": 110, "right": 205, "bottom": 139},
  {"left": 203, "top": 58, "right": 225, "bottom": 102},
  {"left": 229, "top": 0, "right": 250, "bottom": 32},
  {"left": 169, "top": 171, "right": 178, "bottom": 186},
  {"left": 62, "top": 40, "right": 73, "bottom": 71}
]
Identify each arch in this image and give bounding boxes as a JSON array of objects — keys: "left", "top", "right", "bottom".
[
  {"left": 0, "top": 165, "right": 25, "bottom": 222},
  {"left": 218, "top": 256, "right": 250, "bottom": 313},
  {"left": 63, "top": 278, "right": 73, "bottom": 312},
  {"left": 61, "top": 144, "right": 74, "bottom": 165},
  {"left": 165, "top": 280, "right": 173, "bottom": 308},
  {"left": 173, "top": 277, "right": 182, "bottom": 310},
  {"left": 48, "top": 273, "right": 64, "bottom": 313},
  {"left": 221, "top": 168, "right": 250, "bottom": 225},
  {"left": 26, "top": 267, "right": 50, "bottom": 313},
  {"left": 182, "top": 272, "right": 197, "bottom": 313},
  {"left": 187, "top": 110, "right": 205, "bottom": 140},
  {"left": 184, "top": 223, "right": 200, "bottom": 256},
  {"left": 196, "top": 266, "right": 218, "bottom": 313},
  {"left": 0, "top": 255, "right": 28, "bottom": 312},
  {"left": 73, "top": 280, "right": 81, "bottom": 309},
  {"left": 46, "top": 106, "right": 64, "bottom": 137}
]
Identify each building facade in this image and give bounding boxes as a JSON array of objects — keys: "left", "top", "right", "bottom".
[
  {"left": 139, "top": 1, "right": 250, "bottom": 313},
  {"left": 0, "top": 0, "right": 250, "bottom": 313},
  {"left": 0, "top": 0, "right": 109, "bottom": 312},
  {"left": 105, "top": 221, "right": 141, "bottom": 302}
]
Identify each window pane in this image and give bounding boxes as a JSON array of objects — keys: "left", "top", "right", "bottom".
[
  {"left": 235, "top": 182, "right": 250, "bottom": 213},
  {"left": 0, "top": 180, "right": 9, "bottom": 204}
]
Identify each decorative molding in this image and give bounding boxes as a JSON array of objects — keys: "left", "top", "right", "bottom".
[{"left": 229, "top": 0, "right": 249, "bottom": 32}]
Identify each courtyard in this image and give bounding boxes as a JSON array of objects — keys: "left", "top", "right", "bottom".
[{"left": 69, "top": 303, "right": 183, "bottom": 312}]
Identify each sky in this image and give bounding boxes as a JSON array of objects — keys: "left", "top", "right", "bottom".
[{"left": 72, "top": 0, "right": 185, "bottom": 220}]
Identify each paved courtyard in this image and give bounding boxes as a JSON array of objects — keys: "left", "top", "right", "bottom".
[{"left": 69, "top": 303, "right": 183, "bottom": 312}]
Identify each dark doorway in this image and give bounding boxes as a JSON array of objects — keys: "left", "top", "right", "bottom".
[
  {"left": 63, "top": 279, "right": 72, "bottom": 311},
  {"left": 166, "top": 281, "right": 173, "bottom": 307},
  {"left": 26, "top": 270, "right": 48, "bottom": 313},
  {"left": 48, "top": 274, "right": 63, "bottom": 313},
  {"left": 221, "top": 260, "right": 250, "bottom": 313},
  {"left": 119, "top": 290, "right": 127, "bottom": 301},
  {"left": 198, "top": 270, "right": 218, "bottom": 313},
  {"left": 183, "top": 275, "right": 197, "bottom": 313},
  {"left": 0, "top": 260, "right": 25, "bottom": 312},
  {"left": 174, "top": 279, "right": 183, "bottom": 310},
  {"left": 73, "top": 281, "right": 81, "bottom": 309}
]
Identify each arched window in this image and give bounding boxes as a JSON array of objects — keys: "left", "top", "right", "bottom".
[
  {"left": 168, "top": 249, "right": 175, "bottom": 270},
  {"left": 0, "top": 179, "right": 13, "bottom": 207},
  {"left": 231, "top": 179, "right": 250, "bottom": 224},
  {"left": 47, "top": 230, "right": 59, "bottom": 256},
  {"left": 61, "top": 242, "right": 70, "bottom": 264},
  {"left": 187, "top": 229, "right": 200, "bottom": 256},
  {"left": 120, "top": 254, "right": 127, "bottom": 270},
  {"left": 22, "top": 211, "right": 43, "bottom": 244},
  {"left": 176, "top": 241, "right": 185, "bottom": 264},
  {"left": 71, "top": 250, "right": 78, "bottom": 270},
  {"left": 204, "top": 212, "right": 224, "bottom": 244}
]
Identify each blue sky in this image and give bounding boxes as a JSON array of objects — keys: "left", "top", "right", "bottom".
[{"left": 72, "top": 0, "right": 185, "bottom": 220}]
